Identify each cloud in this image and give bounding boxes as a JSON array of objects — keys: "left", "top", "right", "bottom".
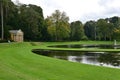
[
  {"left": 80, "top": 0, "right": 120, "bottom": 22},
  {"left": 98, "top": 0, "right": 113, "bottom": 6},
  {"left": 11, "top": 0, "right": 120, "bottom": 23}
]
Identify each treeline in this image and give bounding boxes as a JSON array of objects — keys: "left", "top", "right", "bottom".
[
  {"left": 84, "top": 17, "right": 120, "bottom": 41},
  {"left": 1, "top": 0, "right": 120, "bottom": 41}
]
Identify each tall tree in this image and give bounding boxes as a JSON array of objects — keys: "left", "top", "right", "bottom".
[
  {"left": 109, "top": 16, "right": 120, "bottom": 40},
  {"left": 46, "top": 10, "right": 70, "bottom": 41},
  {"left": 106, "top": 21, "right": 114, "bottom": 41},
  {"left": 109, "top": 16, "right": 120, "bottom": 28},
  {"left": 97, "top": 19, "right": 108, "bottom": 40},
  {"left": 0, "top": 0, "right": 4, "bottom": 40},
  {"left": 0, "top": 0, "right": 12, "bottom": 40},
  {"left": 45, "top": 17, "right": 55, "bottom": 41},
  {"left": 70, "top": 21, "right": 86, "bottom": 41},
  {"left": 18, "top": 4, "right": 45, "bottom": 41},
  {"left": 113, "top": 27, "right": 120, "bottom": 40},
  {"left": 84, "top": 21, "right": 97, "bottom": 40},
  {"left": 96, "top": 19, "right": 114, "bottom": 41}
]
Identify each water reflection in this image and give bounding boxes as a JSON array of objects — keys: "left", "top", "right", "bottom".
[
  {"left": 32, "top": 50, "right": 120, "bottom": 68},
  {"left": 98, "top": 53, "right": 120, "bottom": 66}
]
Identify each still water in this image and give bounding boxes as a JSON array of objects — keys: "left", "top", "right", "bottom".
[
  {"left": 49, "top": 44, "right": 120, "bottom": 49},
  {"left": 32, "top": 49, "right": 120, "bottom": 68}
]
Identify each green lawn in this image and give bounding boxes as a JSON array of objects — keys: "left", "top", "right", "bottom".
[
  {"left": 37, "top": 41, "right": 120, "bottom": 52},
  {"left": 0, "top": 41, "right": 120, "bottom": 80}
]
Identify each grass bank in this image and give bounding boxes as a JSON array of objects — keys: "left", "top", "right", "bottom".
[
  {"left": 37, "top": 41, "right": 120, "bottom": 52},
  {"left": 0, "top": 41, "right": 120, "bottom": 80}
]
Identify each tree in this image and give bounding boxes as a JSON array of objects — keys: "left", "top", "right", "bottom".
[
  {"left": 113, "top": 28, "right": 120, "bottom": 40},
  {"left": 0, "top": 0, "right": 13, "bottom": 40},
  {"left": 96, "top": 19, "right": 115, "bottom": 41},
  {"left": 109, "top": 16, "right": 120, "bottom": 28},
  {"left": 97, "top": 19, "right": 109, "bottom": 40},
  {"left": 70, "top": 21, "right": 86, "bottom": 41},
  {"left": 46, "top": 10, "right": 70, "bottom": 41},
  {"left": 0, "top": 1, "right": 46, "bottom": 41},
  {"left": 109, "top": 16, "right": 120, "bottom": 40},
  {"left": 0, "top": 0, "right": 4, "bottom": 40},
  {"left": 106, "top": 22, "right": 114, "bottom": 41},
  {"left": 84, "top": 21, "right": 97, "bottom": 40},
  {"left": 0, "top": 0, "right": 9, "bottom": 40},
  {"left": 18, "top": 4, "right": 45, "bottom": 41}
]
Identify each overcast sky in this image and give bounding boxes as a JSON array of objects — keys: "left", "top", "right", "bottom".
[{"left": 11, "top": 0, "right": 120, "bottom": 23}]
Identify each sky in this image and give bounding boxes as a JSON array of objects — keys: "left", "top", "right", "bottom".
[{"left": 11, "top": 0, "right": 120, "bottom": 23}]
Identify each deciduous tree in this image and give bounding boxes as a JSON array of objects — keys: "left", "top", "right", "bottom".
[
  {"left": 84, "top": 21, "right": 97, "bottom": 40},
  {"left": 70, "top": 21, "right": 86, "bottom": 41},
  {"left": 46, "top": 10, "right": 70, "bottom": 41}
]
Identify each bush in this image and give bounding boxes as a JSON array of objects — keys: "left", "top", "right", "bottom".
[
  {"left": 0, "top": 40, "right": 14, "bottom": 43},
  {"left": 0, "top": 40, "right": 8, "bottom": 43},
  {"left": 81, "top": 36, "right": 88, "bottom": 40}
]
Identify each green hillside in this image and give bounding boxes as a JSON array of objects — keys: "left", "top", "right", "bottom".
[{"left": 0, "top": 42, "right": 120, "bottom": 80}]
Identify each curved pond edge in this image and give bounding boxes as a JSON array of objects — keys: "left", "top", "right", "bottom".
[
  {"left": 32, "top": 49, "right": 120, "bottom": 68},
  {"left": 32, "top": 48, "right": 120, "bottom": 53},
  {"left": 31, "top": 42, "right": 120, "bottom": 53}
]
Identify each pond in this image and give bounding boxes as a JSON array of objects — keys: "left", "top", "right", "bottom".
[
  {"left": 49, "top": 44, "right": 120, "bottom": 49},
  {"left": 33, "top": 44, "right": 120, "bottom": 68},
  {"left": 32, "top": 49, "right": 120, "bottom": 68}
]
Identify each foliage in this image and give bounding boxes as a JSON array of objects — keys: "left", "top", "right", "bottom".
[
  {"left": 113, "top": 27, "right": 120, "bottom": 40},
  {"left": 97, "top": 19, "right": 109, "bottom": 40},
  {"left": 18, "top": 4, "right": 45, "bottom": 41},
  {"left": 0, "top": 1, "right": 45, "bottom": 41},
  {"left": 84, "top": 17, "right": 119, "bottom": 41},
  {"left": 70, "top": 21, "right": 86, "bottom": 41},
  {"left": 84, "top": 21, "right": 97, "bottom": 40},
  {"left": 0, "top": 0, "right": 120, "bottom": 41},
  {"left": 46, "top": 10, "right": 70, "bottom": 41}
]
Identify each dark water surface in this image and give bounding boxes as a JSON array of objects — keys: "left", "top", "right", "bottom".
[
  {"left": 49, "top": 44, "right": 120, "bottom": 49},
  {"left": 32, "top": 43, "right": 120, "bottom": 68},
  {"left": 32, "top": 49, "right": 120, "bottom": 68}
]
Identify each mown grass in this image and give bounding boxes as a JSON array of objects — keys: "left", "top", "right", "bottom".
[
  {"left": 37, "top": 41, "right": 120, "bottom": 52},
  {"left": 0, "top": 41, "right": 120, "bottom": 80}
]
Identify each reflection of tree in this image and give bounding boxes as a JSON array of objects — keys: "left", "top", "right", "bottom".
[
  {"left": 50, "top": 51, "right": 83, "bottom": 61},
  {"left": 51, "top": 51, "right": 69, "bottom": 60},
  {"left": 98, "top": 53, "right": 120, "bottom": 66}
]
